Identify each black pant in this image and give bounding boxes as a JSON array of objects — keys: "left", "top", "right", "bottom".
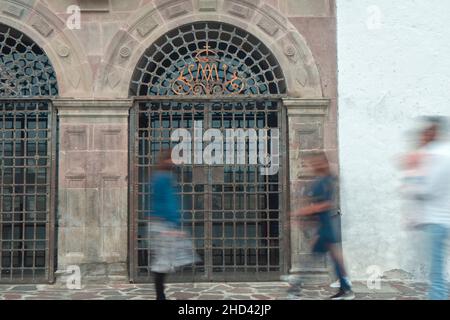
[{"left": 153, "top": 272, "right": 166, "bottom": 300}]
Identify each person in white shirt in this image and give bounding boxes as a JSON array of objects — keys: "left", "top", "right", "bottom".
[{"left": 403, "top": 117, "right": 450, "bottom": 300}]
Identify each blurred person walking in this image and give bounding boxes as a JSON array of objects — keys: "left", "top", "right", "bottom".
[
  {"left": 401, "top": 117, "right": 450, "bottom": 300},
  {"left": 292, "top": 152, "right": 354, "bottom": 300},
  {"left": 146, "top": 149, "right": 199, "bottom": 300}
]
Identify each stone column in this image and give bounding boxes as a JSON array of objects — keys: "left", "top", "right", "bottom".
[
  {"left": 284, "top": 98, "right": 332, "bottom": 283},
  {"left": 54, "top": 99, "right": 132, "bottom": 283}
]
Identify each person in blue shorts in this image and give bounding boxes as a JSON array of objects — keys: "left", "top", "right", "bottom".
[{"left": 292, "top": 152, "right": 354, "bottom": 300}]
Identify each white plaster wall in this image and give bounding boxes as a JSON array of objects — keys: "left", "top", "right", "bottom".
[{"left": 337, "top": 0, "right": 450, "bottom": 281}]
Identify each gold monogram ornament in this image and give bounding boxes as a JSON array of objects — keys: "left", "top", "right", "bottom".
[{"left": 172, "top": 43, "right": 245, "bottom": 96}]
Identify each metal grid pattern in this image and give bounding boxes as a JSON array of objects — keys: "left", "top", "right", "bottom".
[
  {"left": 129, "top": 21, "right": 286, "bottom": 97},
  {"left": 0, "top": 23, "right": 58, "bottom": 97},
  {"left": 131, "top": 100, "right": 285, "bottom": 281},
  {"left": 0, "top": 100, "right": 55, "bottom": 282}
]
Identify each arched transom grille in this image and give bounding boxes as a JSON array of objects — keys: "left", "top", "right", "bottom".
[
  {"left": 130, "top": 21, "right": 286, "bottom": 96},
  {"left": 0, "top": 23, "right": 58, "bottom": 97}
]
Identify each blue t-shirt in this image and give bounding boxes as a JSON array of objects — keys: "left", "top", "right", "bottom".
[
  {"left": 146, "top": 171, "right": 181, "bottom": 227},
  {"left": 308, "top": 175, "right": 337, "bottom": 243}
]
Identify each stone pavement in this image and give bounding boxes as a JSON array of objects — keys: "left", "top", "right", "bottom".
[{"left": 0, "top": 281, "right": 428, "bottom": 300}]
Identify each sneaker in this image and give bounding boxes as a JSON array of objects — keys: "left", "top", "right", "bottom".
[
  {"left": 330, "top": 278, "right": 352, "bottom": 288},
  {"left": 330, "top": 280, "right": 340, "bottom": 288},
  {"left": 330, "top": 289, "right": 355, "bottom": 300}
]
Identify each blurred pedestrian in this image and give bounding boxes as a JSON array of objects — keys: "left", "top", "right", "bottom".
[
  {"left": 292, "top": 152, "right": 354, "bottom": 300},
  {"left": 401, "top": 117, "right": 450, "bottom": 300},
  {"left": 146, "top": 149, "right": 200, "bottom": 300}
]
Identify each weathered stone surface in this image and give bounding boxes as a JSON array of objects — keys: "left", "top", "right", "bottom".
[
  {"left": 227, "top": 3, "right": 251, "bottom": 19},
  {"left": 257, "top": 16, "right": 279, "bottom": 36},
  {"left": 101, "top": 23, "right": 121, "bottom": 55},
  {"left": 78, "top": 0, "right": 110, "bottom": 12},
  {"left": 352, "top": 282, "right": 400, "bottom": 294},
  {"left": 167, "top": 3, "right": 188, "bottom": 19},
  {"left": 383, "top": 269, "right": 414, "bottom": 280},
  {"left": 172, "top": 292, "right": 198, "bottom": 299},
  {"left": 61, "top": 125, "right": 89, "bottom": 151},
  {"left": 63, "top": 189, "right": 87, "bottom": 227},
  {"left": 157, "top": 0, "right": 193, "bottom": 20},
  {"left": 111, "top": 0, "right": 140, "bottom": 12},
  {"left": 101, "top": 226, "right": 127, "bottom": 261},
  {"left": 136, "top": 15, "right": 159, "bottom": 37},
  {"left": 56, "top": 102, "right": 129, "bottom": 281},
  {"left": 67, "top": 231, "right": 87, "bottom": 259},
  {"left": 197, "top": 294, "right": 224, "bottom": 300},
  {"left": 198, "top": 0, "right": 217, "bottom": 12},
  {"left": 73, "top": 23, "right": 102, "bottom": 55},
  {"left": 93, "top": 125, "right": 127, "bottom": 151},
  {"left": 31, "top": 17, "right": 54, "bottom": 37},
  {"left": 281, "top": 0, "right": 332, "bottom": 17},
  {"left": 3, "top": 294, "right": 22, "bottom": 300},
  {"left": 9, "top": 286, "right": 37, "bottom": 292},
  {"left": 2, "top": 3, "right": 24, "bottom": 18},
  {"left": 108, "top": 263, "right": 127, "bottom": 275},
  {"left": 0, "top": 281, "right": 428, "bottom": 300}
]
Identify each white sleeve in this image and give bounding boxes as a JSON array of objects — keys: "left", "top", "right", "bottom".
[{"left": 420, "top": 153, "right": 450, "bottom": 200}]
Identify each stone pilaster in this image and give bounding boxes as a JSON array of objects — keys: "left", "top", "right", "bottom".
[
  {"left": 54, "top": 99, "right": 132, "bottom": 283},
  {"left": 284, "top": 98, "right": 332, "bottom": 284}
]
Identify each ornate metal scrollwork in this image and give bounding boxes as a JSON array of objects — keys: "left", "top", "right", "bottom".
[
  {"left": 171, "top": 43, "right": 245, "bottom": 95},
  {"left": 130, "top": 21, "right": 286, "bottom": 96}
]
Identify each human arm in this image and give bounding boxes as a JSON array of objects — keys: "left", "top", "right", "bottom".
[{"left": 292, "top": 201, "right": 332, "bottom": 217}]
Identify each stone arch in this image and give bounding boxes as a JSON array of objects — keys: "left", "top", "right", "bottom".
[
  {"left": 100, "top": 0, "right": 323, "bottom": 98},
  {"left": 0, "top": 0, "right": 92, "bottom": 97}
]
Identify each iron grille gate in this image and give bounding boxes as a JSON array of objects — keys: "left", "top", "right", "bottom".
[
  {"left": 0, "top": 100, "right": 56, "bottom": 283},
  {"left": 129, "top": 98, "right": 289, "bottom": 282}
]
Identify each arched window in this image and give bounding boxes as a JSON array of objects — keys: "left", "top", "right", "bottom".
[
  {"left": 1, "top": 23, "right": 57, "bottom": 282},
  {"left": 129, "top": 22, "right": 286, "bottom": 282},
  {"left": 0, "top": 23, "right": 58, "bottom": 97},
  {"left": 130, "top": 21, "right": 286, "bottom": 96}
]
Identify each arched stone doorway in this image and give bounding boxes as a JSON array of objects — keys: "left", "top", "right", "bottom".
[
  {"left": 0, "top": 22, "right": 58, "bottom": 282},
  {"left": 128, "top": 21, "right": 289, "bottom": 282}
]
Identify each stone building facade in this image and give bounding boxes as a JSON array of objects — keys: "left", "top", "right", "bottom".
[{"left": 0, "top": 0, "right": 337, "bottom": 283}]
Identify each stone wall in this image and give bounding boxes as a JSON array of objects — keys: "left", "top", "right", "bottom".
[
  {"left": 337, "top": 0, "right": 450, "bottom": 281},
  {"left": 0, "top": 0, "right": 337, "bottom": 282}
]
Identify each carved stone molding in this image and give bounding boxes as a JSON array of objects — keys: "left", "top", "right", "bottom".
[
  {"left": 283, "top": 98, "right": 330, "bottom": 117},
  {"left": 2, "top": 3, "right": 24, "bottom": 18},
  {"left": 198, "top": 0, "right": 217, "bottom": 12},
  {"left": 99, "top": 0, "right": 324, "bottom": 98},
  {"left": 136, "top": 14, "right": 159, "bottom": 38},
  {"left": 119, "top": 46, "right": 131, "bottom": 58},
  {"left": 54, "top": 99, "right": 133, "bottom": 118},
  {"left": 31, "top": 16, "right": 53, "bottom": 37},
  {"left": 56, "top": 44, "right": 70, "bottom": 57}
]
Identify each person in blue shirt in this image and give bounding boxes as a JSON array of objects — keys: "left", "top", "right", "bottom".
[
  {"left": 292, "top": 152, "right": 354, "bottom": 300},
  {"left": 146, "top": 149, "right": 183, "bottom": 300},
  {"left": 149, "top": 153, "right": 182, "bottom": 229}
]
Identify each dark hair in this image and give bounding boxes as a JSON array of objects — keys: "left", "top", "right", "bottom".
[
  {"left": 156, "top": 148, "right": 173, "bottom": 171},
  {"left": 421, "top": 116, "right": 448, "bottom": 137}
]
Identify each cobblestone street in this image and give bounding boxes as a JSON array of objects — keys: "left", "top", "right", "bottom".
[{"left": 0, "top": 281, "right": 428, "bottom": 300}]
